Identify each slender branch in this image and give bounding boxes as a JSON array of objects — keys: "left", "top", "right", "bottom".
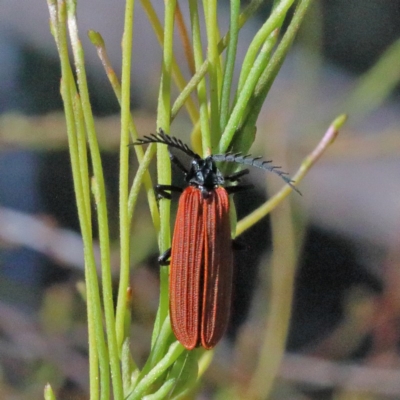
[{"left": 236, "top": 114, "right": 347, "bottom": 236}]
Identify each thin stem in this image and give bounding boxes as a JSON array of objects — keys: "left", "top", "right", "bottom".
[
  {"left": 236, "top": 114, "right": 347, "bottom": 236},
  {"left": 126, "top": 342, "right": 185, "bottom": 400},
  {"left": 139, "top": 0, "right": 198, "bottom": 123},
  {"left": 238, "top": 0, "right": 265, "bottom": 27},
  {"left": 171, "top": 0, "right": 266, "bottom": 120},
  {"left": 154, "top": 0, "right": 176, "bottom": 343},
  {"left": 219, "top": 28, "right": 280, "bottom": 153},
  {"left": 71, "top": 93, "right": 101, "bottom": 399},
  {"left": 142, "top": 379, "right": 176, "bottom": 400},
  {"left": 220, "top": 0, "right": 296, "bottom": 153},
  {"left": 115, "top": 0, "right": 135, "bottom": 356},
  {"left": 175, "top": 2, "right": 195, "bottom": 75},
  {"left": 189, "top": 0, "right": 211, "bottom": 155},
  {"left": 203, "top": 0, "right": 221, "bottom": 150},
  {"left": 219, "top": 0, "right": 240, "bottom": 132},
  {"left": 236, "top": 0, "right": 295, "bottom": 96},
  {"left": 128, "top": 144, "right": 157, "bottom": 223},
  {"left": 72, "top": 95, "right": 91, "bottom": 226},
  {"left": 138, "top": 315, "right": 173, "bottom": 381},
  {"left": 66, "top": 0, "right": 123, "bottom": 398},
  {"left": 241, "top": 0, "right": 313, "bottom": 142},
  {"left": 171, "top": 61, "right": 208, "bottom": 121},
  {"left": 50, "top": 1, "right": 106, "bottom": 398},
  {"left": 88, "top": 30, "right": 160, "bottom": 231}
]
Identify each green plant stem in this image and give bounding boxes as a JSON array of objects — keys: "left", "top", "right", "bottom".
[
  {"left": 171, "top": 0, "right": 266, "bottom": 121},
  {"left": 240, "top": 0, "right": 313, "bottom": 145},
  {"left": 88, "top": 30, "right": 160, "bottom": 231},
  {"left": 49, "top": 1, "right": 107, "bottom": 398},
  {"left": 236, "top": 0, "right": 294, "bottom": 95},
  {"left": 64, "top": 73, "right": 102, "bottom": 400},
  {"left": 128, "top": 145, "right": 158, "bottom": 223},
  {"left": 219, "top": 0, "right": 266, "bottom": 50},
  {"left": 175, "top": 3, "right": 195, "bottom": 75},
  {"left": 137, "top": 316, "right": 173, "bottom": 382},
  {"left": 115, "top": 0, "right": 135, "bottom": 357},
  {"left": 139, "top": 0, "right": 198, "bottom": 123},
  {"left": 189, "top": 0, "right": 211, "bottom": 154},
  {"left": 238, "top": 0, "right": 265, "bottom": 26},
  {"left": 236, "top": 114, "right": 347, "bottom": 236},
  {"left": 142, "top": 379, "right": 176, "bottom": 400},
  {"left": 90, "top": 33, "right": 160, "bottom": 346},
  {"left": 220, "top": 0, "right": 296, "bottom": 153},
  {"left": 71, "top": 94, "right": 101, "bottom": 399},
  {"left": 167, "top": 350, "right": 200, "bottom": 398},
  {"left": 72, "top": 95, "right": 91, "bottom": 225},
  {"left": 121, "top": 338, "right": 134, "bottom": 395},
  {"left": 66, "top": 1, "right": 123, "bottom": 398},
  {"left": 219, "top": 0, "right": 240, "bottom": 132},
  {"left": 203, "top": 0, "right": 221, "bottom": 150},
  {"left": 154, "top": 0, "right": 176, "bottom": 344},
  {"left": 219, "top": 28, "right": 280, "bottom": 154},
  {"left": 190, "top": 351, "right": 210, "bottom": 381},
  {"left": 171, "top": 60, "right": 207, "bottom": 122},
  {"left": 126, "top": 342, "right": 185, "bottom": 400}
]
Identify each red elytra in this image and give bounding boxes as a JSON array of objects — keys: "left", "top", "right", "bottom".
[{"left": 169, "top": 186, "right": 233, "bottom": 350}]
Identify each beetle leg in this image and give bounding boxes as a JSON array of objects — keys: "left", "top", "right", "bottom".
[
  {"left": 169, "top": 151, "right": 188, "bottom": 175},
  {"left": 224, "top": 168, "right": 249, "bottom": 183},
  {"left": 155, "top": 184, "right": 183, "bottom": 200},
  {"left": 225, "top": 184, "right": 254, "bottom": 195},
  {"left": 158, "top": 248, "right": 172, "bottom": 266}
]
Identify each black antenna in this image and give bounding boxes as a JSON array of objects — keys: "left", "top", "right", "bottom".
[
  {"left": 133, "top": 131, "right": 301, "bottom": 195},
  {"left": 133, "top": 129, "right": 199, "bottom": 159},
  {"left": 212, "top": 153, "right": 301, "bottom": 195}
]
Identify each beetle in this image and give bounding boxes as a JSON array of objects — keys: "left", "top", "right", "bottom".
[{"left": 133, "top": 130, "right": 298, "bottom": 349}]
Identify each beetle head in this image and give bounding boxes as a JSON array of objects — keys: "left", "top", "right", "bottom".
[{"left": 186, "top": 156, "right": 224, "bottom": 195}]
